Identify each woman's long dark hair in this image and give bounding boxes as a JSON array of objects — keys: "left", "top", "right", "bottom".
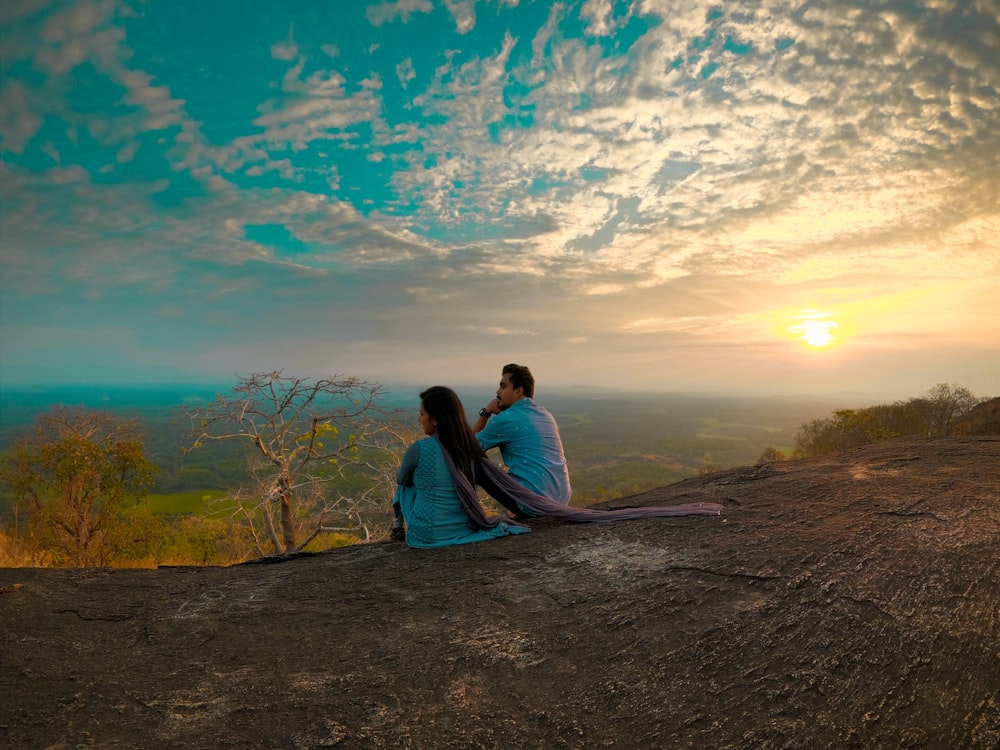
[{"left": 420, "top": 386, "right": 486, "bottom": 484}]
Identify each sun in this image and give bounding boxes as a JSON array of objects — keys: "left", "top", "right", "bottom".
[
  {"left": 798, "top": 319, "right": 838, "bottom": 348},
  {"left": 782, "top": 310, "right": 843, "bottom": 350}
]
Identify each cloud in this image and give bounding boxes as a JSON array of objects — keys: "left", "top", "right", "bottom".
[
  {"left": 396, "top": 57, "right": 416, "bottom": 87},
  {"left": 366, "top": 0, "right": 434, "bottom": 27},
  {"left": 461, "top": 326, "right": 540, "bottom": 336},
  {"left": 1, "top": 0, "right": 998, "bottom": 394},
  {"left": 580, "top": 0, "right": 614, "bottom": 37},
  {"left": 271, "top": 25, "right": 299, "bottom": 61},
  {"left": 443, "top": 0, "right": 476, "bottom": 34},
  {"left": 580, "top": 282, "right": 624, "bottom": 296},
  {"left": 0, "top": 82, "right": 41, "bottom": 153}
]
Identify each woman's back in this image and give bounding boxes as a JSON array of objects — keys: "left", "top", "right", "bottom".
[{"left": 397, "top": 436, "right": 528, "bottom": 548}]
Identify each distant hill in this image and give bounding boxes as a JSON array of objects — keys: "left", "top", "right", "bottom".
[
  {"left": 2, "top": 435, "right": 997, "bottom": 749},
  {"left": 1, "top": 385, "right": 854, "bottom": 499},
  {"left": 0, "top": 383, "right": 225, "bottom": 431}
]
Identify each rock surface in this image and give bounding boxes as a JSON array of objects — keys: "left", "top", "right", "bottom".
[{"left": 2, "top": 435, "right": 998, "bottom": 749}]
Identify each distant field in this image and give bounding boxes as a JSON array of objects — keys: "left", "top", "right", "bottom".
[{"left": 1, "top": 384, "right": 864, "bottom": 509}]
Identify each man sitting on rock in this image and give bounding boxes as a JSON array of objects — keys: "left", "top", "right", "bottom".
[{"left": 472, "top": 363, "right": 572, "bottom": 517}]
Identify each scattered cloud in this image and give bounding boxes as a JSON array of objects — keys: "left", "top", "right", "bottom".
[{"left": 1, "top": 0, "right": 998, "bottom": 394}]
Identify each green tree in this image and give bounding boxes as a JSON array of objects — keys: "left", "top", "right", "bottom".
[
  {"left": 1, "top": 407, "right": 157, "bottom": 567},
  {"left": 792, "top": 384, "right": 984, "bottom": 457},
  {"left": 101, "top": 504, "right": 170, "bottom": 567},
  {"left": 184, "top": 372, "right": 404, "bottom": 556},
  {"left": 794, "top": 405, "right": 907, "bottom": 457},
  {"left": 164, "top": 515, "right": 253, "bottom": 566},
  {"left": 757, "top": 446, "right": 786, "bottom": 464}
]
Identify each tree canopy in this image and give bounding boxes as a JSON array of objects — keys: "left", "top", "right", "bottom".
[
  {"left": 1, "top": 407, "right": 157, "bottom": 567},
  {"left": 792, "top": 383, "right": 986, "bottom": 458}
]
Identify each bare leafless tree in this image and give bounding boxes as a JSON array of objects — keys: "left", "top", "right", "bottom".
[
  {"left": 184, "top": 372, "right": 408, "bottom": 556},
  {"left": 911, "top": 383, "right": 985, "bottom": 436}
]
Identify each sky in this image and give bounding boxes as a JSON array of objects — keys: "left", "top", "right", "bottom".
[{"left": 1, "top": 0, "right": 998, "bottom": 400}]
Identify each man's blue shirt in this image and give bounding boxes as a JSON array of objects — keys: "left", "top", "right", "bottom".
[{"left": 476, "top": 398, "right": 572, "bottom": 508}]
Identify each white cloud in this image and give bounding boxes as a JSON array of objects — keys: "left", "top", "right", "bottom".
[
  {"left": 461, "top": 326, "right": 540, "bottom": 336},
  {"left": 0, "top": 82, "right": 42, "bottom": 153},
  {"left": 396, "top": 57, "right": 416, "bottom": 87},
  {"left": 444, "top": 0, "right": 476, "bottom": 34},
  {"left": 366, "top": 0, "right": 434, "bottom": 27},
  {"left": 271, "top": 24, "right": 299, "bottom": 61},
  {"left": 584, "top": 282, "right": 626, "bottom": 296},
  {"left": 580, "top": 0, "right": 613, "bottom": 37}
]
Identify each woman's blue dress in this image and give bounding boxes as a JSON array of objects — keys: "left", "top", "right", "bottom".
[{"left": 395, "top": 437, "right": 530, "bottom": 549}]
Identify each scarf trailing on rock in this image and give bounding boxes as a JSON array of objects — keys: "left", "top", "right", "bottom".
[{"left": 437, "top": 439, "right": 723, "bottom": 531}]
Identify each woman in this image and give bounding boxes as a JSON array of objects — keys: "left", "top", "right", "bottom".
[
  {"left": 393, "top": 386, "right": 724, "bottom": 548},
  {"left": 392, "top": 386, "right": 531, "bottom": 548}
]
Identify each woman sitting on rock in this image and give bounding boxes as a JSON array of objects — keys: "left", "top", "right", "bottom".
[
  {"left": 392, "top": 386, "right": 532, "bottom": 548},
  {"left": 392, "top": 386, "right": 723, "bottom": 548}
]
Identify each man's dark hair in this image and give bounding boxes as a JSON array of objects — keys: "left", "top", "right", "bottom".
[{"left": 502, "top": 363, "right": 535, "bottom": 398}]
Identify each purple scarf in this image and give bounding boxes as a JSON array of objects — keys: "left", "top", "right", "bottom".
[{"left": 439, "top": 443, "right": 723, "bottom": 530}]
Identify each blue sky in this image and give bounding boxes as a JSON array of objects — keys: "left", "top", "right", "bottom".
[{"left": 1, "top": 0, "right": 998, "bottom": 398}]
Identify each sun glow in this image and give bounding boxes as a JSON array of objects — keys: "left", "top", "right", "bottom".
[
  {"left": 798, "top": 319, "right": 838, "bottom": 348},
  {"left": 784, "top": 310, "right": 842, "bottom": 349}
]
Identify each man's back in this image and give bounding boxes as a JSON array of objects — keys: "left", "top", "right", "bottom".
[{"left": 476, "top": 397, "right": 572, "bottom": 506}]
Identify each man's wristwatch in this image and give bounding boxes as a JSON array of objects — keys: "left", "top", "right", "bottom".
[{"left": 479, "top": 408, "right": 492, "bottom": 419}]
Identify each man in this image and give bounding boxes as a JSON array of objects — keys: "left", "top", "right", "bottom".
[{"left": 473, "top": 363, "right": 572, "bottom": 515}]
